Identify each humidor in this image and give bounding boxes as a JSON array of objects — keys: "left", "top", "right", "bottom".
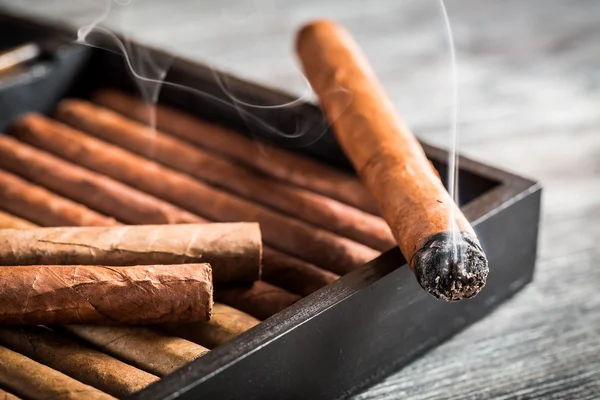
[{"left": 0, "top": 11, "right": 541, "bottom": 400}]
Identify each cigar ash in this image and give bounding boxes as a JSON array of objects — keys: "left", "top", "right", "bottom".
[{"left": 412, "top": 231, "right": 488, "bottom": 302}]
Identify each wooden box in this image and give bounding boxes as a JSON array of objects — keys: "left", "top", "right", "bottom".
[{"left": 0, "top": 13, "right": 541, "bottom": 400}]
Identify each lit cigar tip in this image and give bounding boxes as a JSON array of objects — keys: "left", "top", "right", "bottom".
[{"left": 412, "top": 232, "right": 489, "bottom": 302}]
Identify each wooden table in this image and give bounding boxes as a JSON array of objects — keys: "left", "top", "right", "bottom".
[{"left": 1, "top": 0, "right": 598, "bottom": 398}]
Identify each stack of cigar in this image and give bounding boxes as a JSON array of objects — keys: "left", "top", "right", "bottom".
[
  {"left": 0, "top": 223, "right": 262, "bottom": 398},
  {"left": 0, "top": 85, "right": 394, "bottom": 398}
]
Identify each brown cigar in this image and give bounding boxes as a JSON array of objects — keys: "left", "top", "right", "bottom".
[
  {"left": 0, "top": 224, "right": 261, "bottom": 284},
  {"left": 296, "top": 20, "right": 488, "bottom": 301},
  {"left": 93, "top": 89, "right": 379, "bottom": 214},
  {"left": 54, "top": 100, "right": 394, "bottom": 251},
  {"left": 0, "top": 210, "right": 37, "bottom": 229},
  {"left": 0, "top": 264, "right": 213, "bottom": 325},
  {"left": 0, "top": 326, "right": 158, "bottom": 397},
  {"left": 0, "top": 388, "right": 20, "bottom": 400},
  {"left": 0, "top": 345, "right": 115, "bottom": 400},
  {"left": 0, "top": 135, "right": 198, "bottom": 225},
  {"left": 63, "top": 325, "right": 209, "bottom": 376},
  {"left": 53, "top": 104, "right": 379, "bottom": 270},
  {"left": 11, "top": 114, "right": 362, "bottom": 276},
  {"left": 216, "top": 281, "right": 301, "bottom": 320},
  {"left": 0, "top": 169, "right": 117, "bottom": 227},
  {"left": 162, "top": 303, "right": 260, "bottom": 348}
]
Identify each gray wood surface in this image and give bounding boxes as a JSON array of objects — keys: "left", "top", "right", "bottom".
[{"left": 1, "top": 0, "right": 599, "bottom": 398}]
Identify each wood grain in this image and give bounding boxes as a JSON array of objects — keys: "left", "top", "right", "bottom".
[{"left": 0, "top": 0, "right": 598, "bottom": 398}]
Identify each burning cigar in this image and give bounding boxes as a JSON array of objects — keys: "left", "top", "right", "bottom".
[
  {"left": 216, "top": 281, "right": 302, "bottom": 320},
  {"left": 0, "top": 135, "right": 198, "bottom": 225},
  {"left": 0, "top": 264, "right": 213, "bottom": 325},
  {"left": 0, "top": 345, "right": 114, "bottom": 399},
  {"left": 0, "top": 326, "right": 158, "bottom": 397},
  {"left": 93, "top": 89, "right": 379, "bottom": 214},
  {"left": 12, "top": 114, "right": 355, "bottom": 279},
  {"left": 296, "top": 20, "right": 489, "bottom": 301},
  {"left": 162, "top": 303, "right": 260, "bottom": 348},
  {"left": 0, "top": 224, "right": 261, "bottom": 284},
  {"left": 63, "top": 325, "right": 209, "bottom": 376},
  {"left": 54, "top": 99, "right": 394, "bottom": 251},
  {"left": 0, "top": 210, "right": 37, "bottom": 229},
  {"left": 53, "top": 103, "right": 379, "bottom": 271},
  {"left": 0, "top": 169, "right": 117, "bottom": 227}
]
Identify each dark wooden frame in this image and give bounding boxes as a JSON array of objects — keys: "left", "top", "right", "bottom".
[{"left": 0, "top": 11, "right": 541, "bottom": 400}]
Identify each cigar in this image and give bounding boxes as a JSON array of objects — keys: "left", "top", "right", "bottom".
[
  {"left": 0, "top": 264, "right": 213, "bottom": 325},
  {"left": 162, "top": 303, "right": 260, "bottom": 348},
  {"left": 296, "top": 20, "right": 489, "bottom": 301},
  {"left": 64, "top": 325, "right": 209, "bottom": 376},
  {"left": 0, "top": 224, "right": 261, "bottom": 284},
  {"left": 0, "top": 388, "right": 20, "bottom": 400},
  {"left": 0, "top": 345, "right": 114, "bottom": 400},
  {"left": 12, "top": 114, "right": 369, "bottom": 276},
  {"left": 0, "top": 169, "right": 117, "bottom": 227},
  {"left": 0, "top": 326, "right": 158, "bottom": 397},
  {"left": 93, "top": 89, "right": 379, "bottom": 214},
  {"left": 53, "top": 103, "right": 379, "bottom": 270},
  {"left": 216, "top": 281, "right": 302, "bottom": 320},
  {"left": 0, "top": 210, "right": 37, "bottom": 229},
  {"left": 54, "top": 100, "right": 394, "bottom": 251},
  {"left": 0, "top": 135, "right": 198, "bottom": 225}
]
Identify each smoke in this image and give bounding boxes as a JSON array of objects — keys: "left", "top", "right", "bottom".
[
  {"left": 73, "top": 0, "right": 349, "bottom": 149},
  {"left": 75, "top": 0, "right": 462, "bottom": 237},
  {"left": 438, "top": 0, "right": 462, "bottom": 255},
  {"left": 76, "top": 0, "right": 171, "bottom": 132}
]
